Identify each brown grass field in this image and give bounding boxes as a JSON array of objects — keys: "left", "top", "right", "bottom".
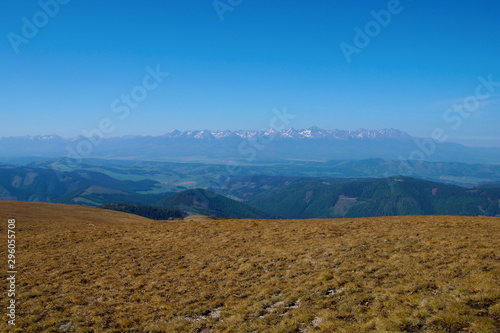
[{"left": 0, "top": 201, "right": 499, "bottom": 332}]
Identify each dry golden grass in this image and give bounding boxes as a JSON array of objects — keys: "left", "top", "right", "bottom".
[{"left": 0, "top": 201, "right": 499, "bottom": 332}]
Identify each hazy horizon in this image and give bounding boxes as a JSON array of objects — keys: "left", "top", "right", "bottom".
[
  {"left": 2, "top": 1, "right": 500, "bottom": 147},
  {"left": 2, "top": 126, "right": 499, "bottom": 148}
]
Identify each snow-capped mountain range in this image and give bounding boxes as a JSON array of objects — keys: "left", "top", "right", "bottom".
[
  {"left": 161, "top": 127, "right": 411, "bottom": 141},
  {"left": 0, "top": 127, "right": 498, "bottom": 164},
  {"left": 1, "top": 127, "right": 412, "bottom": 142}
]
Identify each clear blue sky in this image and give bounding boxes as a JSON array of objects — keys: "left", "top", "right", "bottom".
[{"left": 1, "top": 0, "right": 499, "bottom": 146}]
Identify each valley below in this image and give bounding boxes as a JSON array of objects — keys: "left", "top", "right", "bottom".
[{"left": 1, "top": 158, "right": 500, "bottom": 220}]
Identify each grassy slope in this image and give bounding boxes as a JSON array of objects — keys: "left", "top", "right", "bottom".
[{"left": 0, "top": 201, "right": 499, "bottom": 332}]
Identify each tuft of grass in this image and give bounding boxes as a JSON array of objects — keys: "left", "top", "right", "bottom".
[{"left": 0, "top": 201, "right": 499, "bottom": 332}]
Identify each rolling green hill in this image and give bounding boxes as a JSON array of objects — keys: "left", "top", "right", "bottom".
[
  {"left": 2, "top": 163, "right": 500, "bottom": 219},
  {"left": 156, "top": 188, "right": 276, "bottom": 219},
  {"left": 250, "top": 176, "right": 500, "bottom": 219},
  {"left": 0, "top": 165, "right": 169, "bottom": 206}
]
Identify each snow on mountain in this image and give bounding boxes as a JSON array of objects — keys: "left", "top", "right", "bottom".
[
  {"left": 233, "top": 130, "right": 259, "bottom": 140},
  {"left": 0, "top": 134, "right": 64, "bottom": 141},
  {"left": 163, "top": 129, "right": 182, "bottom": 138},
  {"left": 160, "top": 127, "right": 411, "bottom": 141},
  {"left": 211, "top": 130, "right": 234, "bottom": 139},
  {"left": 193, "top": 130, "right": 214, "bottom": 139},
  {"left": 1, "top": 127, "right": 411, "bottom": 143},
  {"left": 1, "top": 127, "right": 498, "bottom": 164}
]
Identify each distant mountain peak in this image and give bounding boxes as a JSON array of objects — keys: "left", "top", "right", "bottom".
[{"left": 166, "top": 129, "right": 181, "bottom": 136}]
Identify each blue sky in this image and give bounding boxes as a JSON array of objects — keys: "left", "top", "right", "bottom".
[{"left": 1, "top": 0, "right": 499, "bottom": 146}]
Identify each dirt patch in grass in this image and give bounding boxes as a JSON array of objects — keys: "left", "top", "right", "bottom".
[{"left": 0, "top": 201, "right": 499, "bottom": 332}]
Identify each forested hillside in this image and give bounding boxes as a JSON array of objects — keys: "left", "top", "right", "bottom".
[{"left": 250, "top": 177, "right": 500, "bottom": 218}]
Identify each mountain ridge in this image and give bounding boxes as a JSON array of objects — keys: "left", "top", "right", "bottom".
[
  {"left": 159, "top": 127, "right": 412, "bottom": 141},
  {"left": 1, "top": 127, "right": 499, "bottom": 164},
  {"left": 2, "top": 127, "right": 412, "bottom": 141}
]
